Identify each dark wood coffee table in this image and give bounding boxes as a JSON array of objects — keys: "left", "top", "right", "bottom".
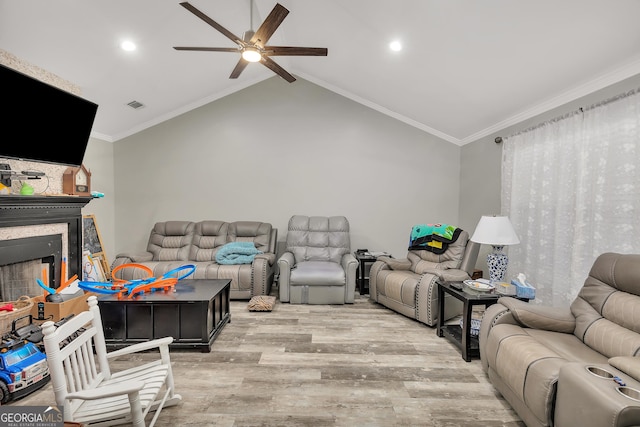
[{"left": 98, "top": 279, "right": 230, "bottom": 352}]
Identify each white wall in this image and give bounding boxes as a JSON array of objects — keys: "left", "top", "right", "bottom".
[{"left": 112, "top": 77, "right": 462, "bottom": 259}]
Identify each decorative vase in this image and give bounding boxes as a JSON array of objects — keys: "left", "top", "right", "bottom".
[{"left": 487, "top": 245, "right": 509, "bottom": 282}]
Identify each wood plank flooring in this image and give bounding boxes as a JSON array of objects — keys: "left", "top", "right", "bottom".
[{"left": 11, "top": 293, "right": 525, "bottom": 426}]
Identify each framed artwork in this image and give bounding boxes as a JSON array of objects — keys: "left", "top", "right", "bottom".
[{"left": 82, "top": 214, "right": 110, "bottom": 275}]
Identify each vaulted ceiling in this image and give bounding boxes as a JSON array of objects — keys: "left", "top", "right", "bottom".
[{"left": 2, "top": 0, "right": 640, "bottom": 145}]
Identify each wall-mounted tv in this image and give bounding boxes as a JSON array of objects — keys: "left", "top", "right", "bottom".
[{"left": 0, "top": 64, "right": 98, "bottom": 167}]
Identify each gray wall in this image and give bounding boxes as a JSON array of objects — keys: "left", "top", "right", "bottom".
[
  {"left": 81, "top": 137, "right": 115, "bottom": 263},
  {"left": 111, "top": 77, "right": 461, "bottom": 259},
  {"left": 89, "top": 72, "right": 640, "bottom": 272},
  {"left": 460, "top": 73, "right": 640, "bottom": 275}
]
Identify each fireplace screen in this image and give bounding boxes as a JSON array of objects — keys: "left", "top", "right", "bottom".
[{"left": 0, "top": 235, "right": 62, "bottom": 301}]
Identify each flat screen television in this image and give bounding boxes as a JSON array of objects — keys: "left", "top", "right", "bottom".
[{"left": 0, "top": 64, "right": 98, "bottom": 167}]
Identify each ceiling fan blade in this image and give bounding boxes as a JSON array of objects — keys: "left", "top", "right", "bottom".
[
  {"left": 260, "top": 56, "right": 296, "bottom": 83},
  {"left": 173, "top": 47, "right": 239, "bottom": 52},
  {"left": 179, "top": 2, "right": 244, "bottom": 45},
  {"left": 250, "top": 3, "right": 289, "bottom": 47},
  {"left": 229, "top": 58, "right": 250, "bottom": 79},
  {"left": 265, "top": 46, "right": 328, "bottom": 56}
]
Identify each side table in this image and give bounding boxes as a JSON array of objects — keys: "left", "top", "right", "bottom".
[
  {"left": 353, "top": 251, "right": 391, "bottom": 295},
  {"left": 436, "top": 281, "right": 527, "bottom": 362}
]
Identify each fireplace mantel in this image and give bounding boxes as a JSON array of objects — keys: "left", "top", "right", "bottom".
[{"left": 0, "top": 195, "right": 92, "bottom": 282}]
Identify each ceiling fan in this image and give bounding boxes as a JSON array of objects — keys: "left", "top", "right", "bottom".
[{"left": 173, "top": 1, "right": 328, "bottom": 83}]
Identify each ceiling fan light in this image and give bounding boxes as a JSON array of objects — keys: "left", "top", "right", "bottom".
[{"left": 242, "top": 48, "right": 262, "bottom": 62}]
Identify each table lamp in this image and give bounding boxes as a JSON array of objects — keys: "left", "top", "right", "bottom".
[{"left": 470, "top": 215, "right": 520, "bottom": 282}]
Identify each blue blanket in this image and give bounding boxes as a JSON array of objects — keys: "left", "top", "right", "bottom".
[{"left": 215, "top": 242, "right": 263, "bottom": 265}]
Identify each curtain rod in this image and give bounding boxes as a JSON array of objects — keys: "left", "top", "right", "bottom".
[{"left": 500, "top": 86, "right": 640, "bottom": 141}]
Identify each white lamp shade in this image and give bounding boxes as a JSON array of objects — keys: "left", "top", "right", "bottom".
[{"left": 470, "top": 215, "right": 520, "bottom": 245}]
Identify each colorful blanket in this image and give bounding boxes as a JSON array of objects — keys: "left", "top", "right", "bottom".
[
  {"left": 408, "top": 223, "right": 462, "bottom": 254},
  {"left": 215, "top": 242, "right": 263, "bottom": 265}
]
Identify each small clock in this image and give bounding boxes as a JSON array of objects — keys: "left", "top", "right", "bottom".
[{"left": 63, "top": 164, "right": 91, "bottom": 196}]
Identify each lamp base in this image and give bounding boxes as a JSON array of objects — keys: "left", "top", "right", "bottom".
[{"left": 487, "top": 245, "right": 508, "bottom": 282}]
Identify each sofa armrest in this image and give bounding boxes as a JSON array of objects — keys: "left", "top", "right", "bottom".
[
  {"left": 112, "top": 253, "right": 154, "bottom": 274},
  {"left": 479, "top": 302, "right": 517, "bottom": 372},
  {"left": 113, "top": 252, "right": 153, "bottom": 263},
  {"left": 251, "top": 253, "right": 276, "bottom": 296},
  {"left": 255, "top": 252, "right": 276, "bottom": 265},
  {"left": 277, "top": 252, "right": 295, "bottom": 302},
  {"left": 426, "top": 268, "right": 470, "bottom": 282},
  {"left": 377, "top": 256, "right": 411, "bottom": 270},
  {"left": 500, "top": 297, "right": 576, "bottom": 333},
  {"left": 609, "top": 356, "right": 640, "bottom": 382},
  {"left": 341, "top": 253, "right": 358, "bottom": 304}
]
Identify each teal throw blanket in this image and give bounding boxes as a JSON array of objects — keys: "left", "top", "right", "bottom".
[
  {"left": 408, "top": 223, "right": 462, "bottom": 254},
  {"left": 216, "top": 242, "right": 263, "bottom": 265}
]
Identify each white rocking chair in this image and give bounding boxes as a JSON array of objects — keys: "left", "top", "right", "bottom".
[{"left": 41, "top": 295, "right": 182, "bottom": 427}]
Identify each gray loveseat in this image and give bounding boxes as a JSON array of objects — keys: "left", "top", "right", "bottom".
[
  {"left": 479, "top": 252, "right": 640, "bottom": 427},
  {"left": 111, "top": 220, "right": 277, "bottom": 300}
]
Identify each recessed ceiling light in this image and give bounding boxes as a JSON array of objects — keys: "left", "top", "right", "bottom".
[
  {"left": 120, "top": 40, "right": 137, "bottom": 52},
  {"left": 389, "top": 41, "right": 402, "bottom": 52}
]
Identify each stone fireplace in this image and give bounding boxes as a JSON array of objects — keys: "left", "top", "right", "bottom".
[{"left": 0, "top": 195, "right": 91, "bottom": 301}]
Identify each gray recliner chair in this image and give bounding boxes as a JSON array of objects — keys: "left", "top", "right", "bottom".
[
  {"left": 278, "top": 215, "right": 358, "bottom": 304},
  {"left": 369, "top": 228, "right": 479, "bottom": 326}
]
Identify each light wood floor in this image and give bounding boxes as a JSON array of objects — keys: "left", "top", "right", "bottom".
[{"left": 12, "top": 293, "right": 524, "bottom": 426}]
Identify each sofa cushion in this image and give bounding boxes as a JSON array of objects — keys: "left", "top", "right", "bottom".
[
  {"left": 228, "top": 221, "right": 272, "bottom": 252},
  {"left": 191, "top": 261, "right": 253, "bottom": 292},
  {"left": 290, "top": 261, "right": 345, "bottom": 286},
  {"left": 286, "top": 216, "right": 350, "bottom": 264},
  {"left": 189, "top": 221, "right": 230, "bottom": 261},
  {"left": 407, "top": 230, "right": 470, "bottom": 274},
  {"left": 147, "top": 221, "right": 195, "bottom": 261},
  {"left": 571, "top": 252, "right": 640, "bottom": 357}
]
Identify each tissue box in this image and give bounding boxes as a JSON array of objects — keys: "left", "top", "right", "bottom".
[{"left": 511, "top": 279, "right": 536, "bottom": 299}]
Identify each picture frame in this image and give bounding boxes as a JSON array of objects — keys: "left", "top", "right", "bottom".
[{"left": 82, "top": 214, "right": 110, "bottom": 275}]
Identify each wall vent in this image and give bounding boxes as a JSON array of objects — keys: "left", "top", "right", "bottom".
[{"left": 126, "top": 100, "right": 145, "bottom": 109}]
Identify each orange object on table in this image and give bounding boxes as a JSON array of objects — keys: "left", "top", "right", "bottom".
[{"left": 61, "top": 257, "right": 67, "bottom": 283}]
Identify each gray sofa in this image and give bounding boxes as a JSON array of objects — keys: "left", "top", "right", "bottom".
[
  {"left": 369, "top": 229, "right": 479, "bottom": 327},
  {"left": 111, "top": 220, "right": 277, "bottom": 300},
  {"left": 479, "top": 252, "right": 640, "bottom": 427}
]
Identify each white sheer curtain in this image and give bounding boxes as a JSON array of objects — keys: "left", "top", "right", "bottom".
[{"left": 502, "top": 89, "right": 640, "bottom": 306}]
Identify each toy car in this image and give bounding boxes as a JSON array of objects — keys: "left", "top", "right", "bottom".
[{"left": 0, "top": 337, "right": 50, "bottom": 403}]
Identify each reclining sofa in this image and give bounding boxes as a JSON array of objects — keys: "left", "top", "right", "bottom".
[
  {"left": 369, "top": 227, "right": 479, "bottom": 327},
  {"left": 111, "top": 220, "right": 277, "bottom": 300},
  {"left": 479, "top": 252, "right": 640, "bottom": 427}
]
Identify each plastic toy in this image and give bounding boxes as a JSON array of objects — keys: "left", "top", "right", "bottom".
[
  {"left": 0, "top": 317, "right": 50, "bottom": 403},
  {"left": 78, "top": 263, "right": 196, "bottom": 299}
]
